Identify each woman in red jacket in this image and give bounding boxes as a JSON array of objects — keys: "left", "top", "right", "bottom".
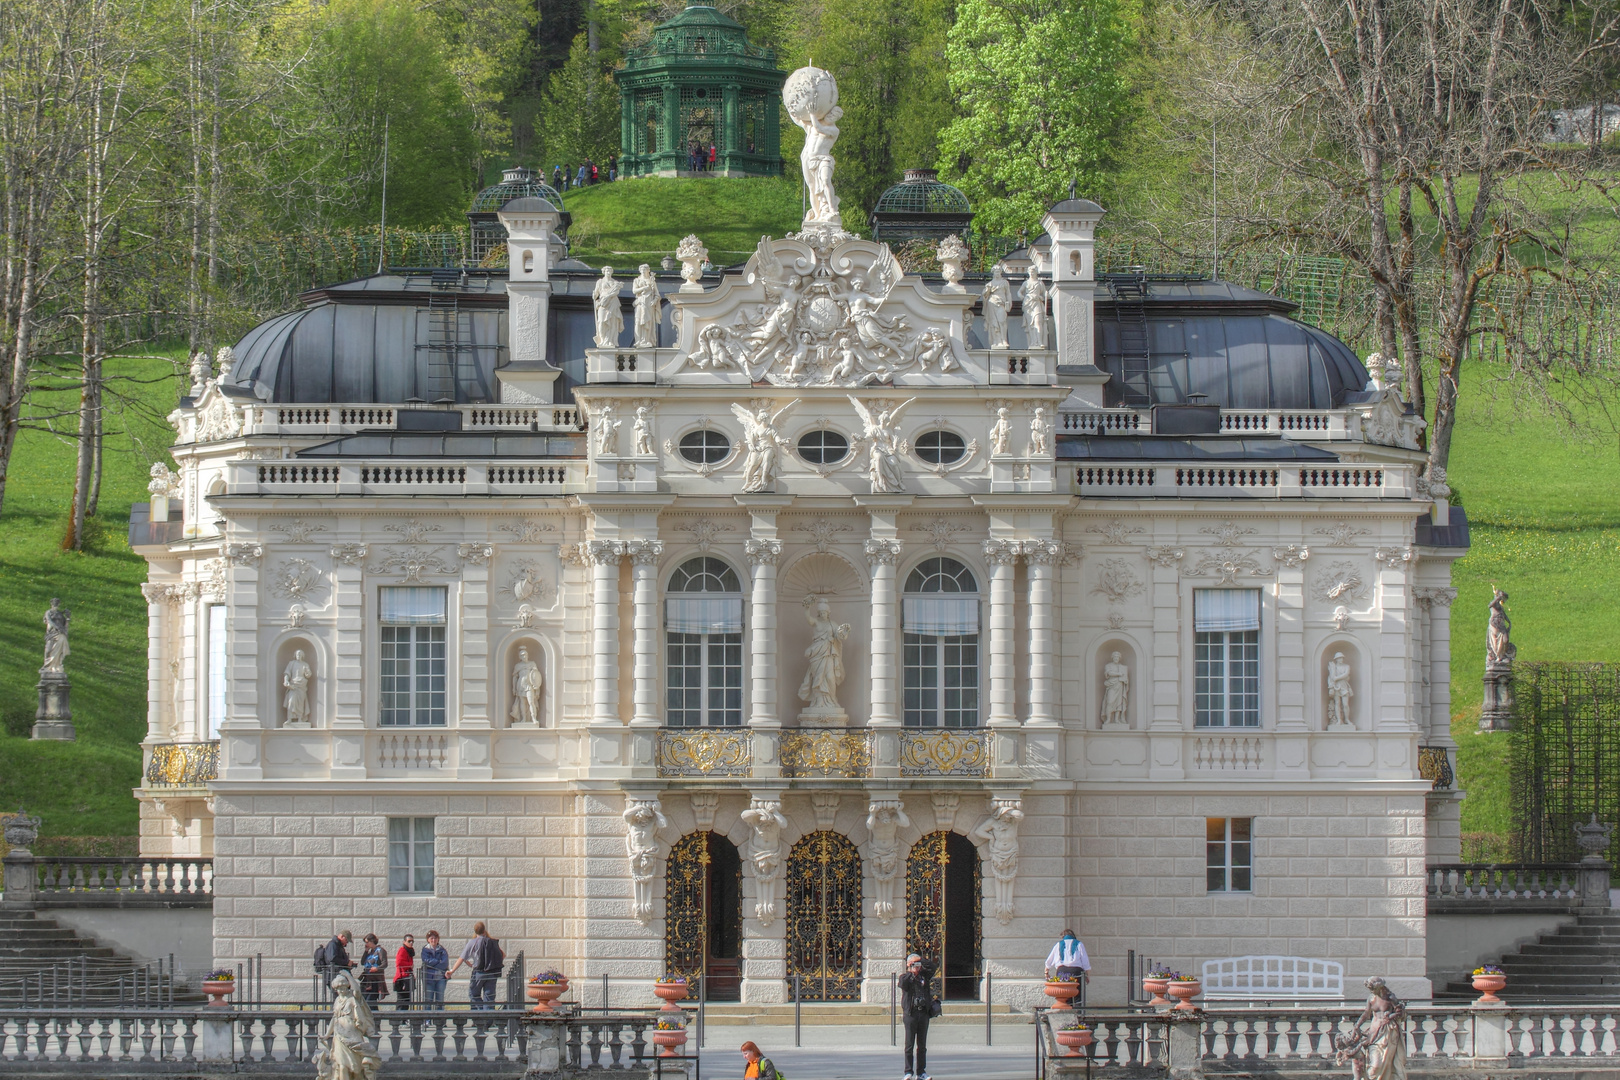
[{"left": 394, "top": 934, "right": 416, "bottom": 1009}]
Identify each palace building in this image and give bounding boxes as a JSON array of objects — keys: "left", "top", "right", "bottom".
[{"left": 132, "top": 64, "right": 1465, "bottom": 1007}]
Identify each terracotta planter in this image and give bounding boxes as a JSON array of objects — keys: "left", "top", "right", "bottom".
[
  {"left": 1472, "top": 973, "right": 1507, "bottom": 1006},
  {"left": 1054, "top": 1028, "right": 1093, "bottom": 1055},
  {"left": 1143, "top": 977, "right": 1170, "bottom": 1008},
  {"left": 1166, "top": 980, "right": 1201, "bottom": 1011},
  {"left": 653, "top": 981, "right": 690, "bottom": 1013},
  {"left": 526, "top": 979, "right": 568, "bottom": 1013},
  {"left": 201, "top": 980, "right": 236, "bottom": 1007},
  {"left": 1043, "top": 980, "right": 1080, "bottom": 1011},
  {"left": 652, "top": 1029, "right": 688, "bottom": 1057}
]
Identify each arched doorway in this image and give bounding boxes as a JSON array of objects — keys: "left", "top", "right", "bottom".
[
  {"left": 665, "top": 831, "right": 743, "bottom": 1001},
  {"left": 906, "top": 831, "right": 982, "bottom": 999},
  {"left": 785, "top": 830, "right": 863, "bottom": 1001}
]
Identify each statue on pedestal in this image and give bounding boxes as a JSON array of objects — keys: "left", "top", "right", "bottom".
[
  {"left": 798, "top": 597, "right": 851, "bottom": 726},
  {"left": 1326, "top": 652, "right": 1354, "bottom": 729},
  {"left": 1101, "top": 651, "right": 1129, "bottom": 728},
  {"left": 32, "top": 599, "right": 74, "bottom": 740},
  {"left": 592, "top": 267, "right": 623, "bottom": 348},
  {"left": 314, "top": 971, "right": 382, "bottom": 1080},
  {"left": 982, "top": 267, "right": 1012, "bottom": 349},
  {"left": 41, "top": 599, "right": 69, "bottom": 675},
  {"left": 783, "top": 66, "right": 843, "bottom": 226},
  {"left": 509, "top": 646, "right": 544, "bottom": 726},
  {"left": 632, "top": 264, "right": 661, "bottom": 348},
  {"left": 283, "top": 650, "right": 313, "bottom": 727},
  {"left": 1021, "top": 269, "right": 1048, "bottom": 348},
  {"left": 1481, "top": 585, "right": 1516, "bottom": 732}
]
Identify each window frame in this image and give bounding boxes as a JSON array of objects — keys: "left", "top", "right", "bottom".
[
  {"left": 1205, "top": 817, "right": 1253, "bottom": 893},
  {"left": 914, "top": 429, "right": 967, "bottom": 465},
  {"left": 677, "top": 428, "right": 731, "bottom": 465},
  {"left": 902, "top": 557, "right": 982, "bottom": 729},
  {"left": 388, "top": 817, "right": 436, "bottom": 894},
  {"left": 796, "top": 428, "right": 850, "bottom": 465},
  {"left": 1192, "top": 589, "right": 1262, "bottom": 729},
  {"left": 378, "top": 587, "right": 449, "bottom": 727},
  {"left": 665, "top": 557, "right": 745, "bottom": 728}
]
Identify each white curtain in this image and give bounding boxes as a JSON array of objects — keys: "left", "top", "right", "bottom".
[
  {"left": 1194, "top": 589, "right": 1261, "bottom": 632},
  {"left": 665, "top": 596, "right": 744, "bottom": 634},
  {"left": 380, "top": 586, "right": 448, "bottom": 625},
  {"left": 903, "top": 595, "right": 980, "bottom": 636}
]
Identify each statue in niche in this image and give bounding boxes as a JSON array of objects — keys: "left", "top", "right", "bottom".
[
  {"left": 632, "top": 264, "right": 661, "bottom": 348},
  {"left": 510, "top": 646, "right": 544, "bottom": 726},
  {"left": 40, "top": 599, "right": 70, "bottom": 676},
  {"left": 1029, "top": 407, "right": 1051, "bottom": 456},
  {"left": 783, "top": 66, "right": 842, "bottom": 225},
  {"left": 632, "top": 406, "right": 655, "bottom": 456},
  {"left": 313, "top": 971, "right": 381, "bottom": 1080},
  {"left": 1486, "top": 586, "right": 1516, "bottom": 670},
  {"left": 741, "top": 799, "right": 789, "bottom": 921},
  {"left": 990, "top": 407, "right": 1012, "bottom": 455},
  {"left": 1101, "top": 651, "right": 1129, "bottom": 728},
  {"left": 1326, "top": 651, "right": 1354, "bottom": 729},
  {"left": 595, "top": 404, "right": 621, "bottom": 456},
  {"left": 283, "top": 649, "right": 313, "bottom": 727},
  {"left": 850, "top": 396, "right": 913, "bottom": 494},
  {"left": 592, "top": 267, "right": 622, "bottom": 348},
  {"left": 1021, "top": 268, "right": 1048, "bottom": 348},
  {"left": 982, "top": 266, "right": 1012, "bottom": 349},
  {"left": 623, "top": 798, "right": 668, "bottom": 923},
  {"left": 798, "top": 596, "right": 852, "bottom": 725},
  {"left": 732, "top": 401, "right": 796, "bottom": 492}
]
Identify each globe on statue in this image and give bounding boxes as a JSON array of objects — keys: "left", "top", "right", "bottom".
[{"left": 783, "top": 66, "right": 837, "bottom": 123}]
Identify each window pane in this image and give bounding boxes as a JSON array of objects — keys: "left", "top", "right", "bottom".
[
  {"left": 1206, "top": 817, "right": 1227, "bottom": 892},
  {"left": 207, "top": 605, "right": 227, "bottom": 739},
  {"left": 390, "top": 864, "right": 410, "bottom": 893}
]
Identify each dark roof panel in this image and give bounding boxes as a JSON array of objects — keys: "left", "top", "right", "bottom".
[{"left": 1057, "top": 436, "right": 1340, "bottom": 461}]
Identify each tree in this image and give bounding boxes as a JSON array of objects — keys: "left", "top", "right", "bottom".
[
  {"left": 1185, "top": 0, "right": 1620, "bottom": 475},
  {"left": 536, "top": 33, "right": 620, "bottom": 169},
  {"left": 937, "top": 0, "right": 1135, "bottom": 235}
]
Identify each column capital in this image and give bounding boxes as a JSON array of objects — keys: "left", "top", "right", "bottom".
[
  {"left": 983, "top": 538, "right": 1021, "bottom": 566},
  {"left": 1022, "top": 539, "right": 1062, "bottom": 565},
  {"left": 745, "top": 538, "right": 782, "bottom": 566},
  {"left": 586, "top": 540, "right": 626, "bottom": 566},
  {"left": 624, "top": 539, "right": 664, "bottom": 565},
  {"left": 1414, "top": 586, "right": 1457, "bottom": 606},
  {"left": 864, "top": 538, "right": 902, "bottom": 568}
]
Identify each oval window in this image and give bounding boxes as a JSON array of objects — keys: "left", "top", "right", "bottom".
[
  {"left": 678, "top": 429, "right": 731, "bottom": 464},
  {"left": 797, "top": 429, "right": 849, "bottom": 465},
  {"left": 915, "top": 429, "right": 966, "bottom": 465}
]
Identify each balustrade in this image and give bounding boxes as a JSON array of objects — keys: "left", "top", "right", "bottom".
[
  {"left": 654, "top": 729, "right": 751, "bottom": 777},
  {"left": 376, "top": 733, "right": 451, "bottom": 771},
  {"left": 31, "top": 857, "right": 212, "bottom": 904},
  {"left": 1073, "top": 462, "right": 1405, "bottom": 498},
  {"left": 244, "top": 459, "right": 586, "bottom": 495},
  {"left": 1427, "top": 863, "right": 1584, "bottom": 906}
]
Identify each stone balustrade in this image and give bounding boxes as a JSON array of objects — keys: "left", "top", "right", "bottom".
[
  {"left": 235, "top": 458, "right": 587, "bottom": 496},
  {"left": 1427, "top": 862, "right": 1610, "bottom": 913},
  {"left": 243, "top": 403, "right": 586, "bottom": 436},
  {"left": 1, "top": 856, "right": 212, "bottom": 910},
  {"left": 1059, "top": 406, "right": 1356, "bottom": 440},
  {"left": 1072, "top": 462, "right": 1411, "bottom": 499}
]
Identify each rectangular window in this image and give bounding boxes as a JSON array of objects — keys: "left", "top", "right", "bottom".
[
  {"left": 1194, "top": 589, "right": 1260, "bottom": 727},
  {"left": 665, "top": 631, "right": 743, "bottom": 727},
  {"left": 903, "top": 633, "right": 980, "bottom": 729},
  {"left": 388, "top": 817, "right": 435, "bottom": 893},
  {"left": 1206, "top": 817, "right": 1252, "bottom": 892},
  {"left": 207, "top": 604, "right": 227, "bottom": 739},
  {"left": 380, "top": 587, "right": 447, "bottom": 726}
]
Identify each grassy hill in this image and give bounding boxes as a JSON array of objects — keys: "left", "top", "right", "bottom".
[{"left": 559, "top": 176, "right": 804, "bottom": 265}]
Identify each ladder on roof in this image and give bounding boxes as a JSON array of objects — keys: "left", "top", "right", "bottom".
[
  {"left": 1108, "top": 268, "right": 1151, "bottom": 406},
  {"left": 422, "top": 268, "right": 464, "bottom": 402}
]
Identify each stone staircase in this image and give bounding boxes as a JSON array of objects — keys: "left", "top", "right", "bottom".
[
  {"left": 0, "top": 910, "right": 184, "bottom": 1003},
  {"left": 1441, "top": 912, "right": 1620, "bottom": 1000}
]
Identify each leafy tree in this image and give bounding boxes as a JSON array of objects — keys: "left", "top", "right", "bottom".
[
  {"left": 937, "top": 0, "right": 1134, "bottom": 235},
  {"left": 536, "top": 33, "right": 621, "bottom": 169}
]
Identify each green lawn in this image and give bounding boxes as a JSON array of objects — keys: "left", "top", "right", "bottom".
[
  {"left": 0, "top": 351, "right": 184, "bottom": 839},
  {"left": 561, "top": 176, "right": 804, "bottom": 264}
]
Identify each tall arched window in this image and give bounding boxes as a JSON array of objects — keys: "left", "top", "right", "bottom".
[
  {"left": 902, "top": 557, "right": 980, "bottom": 728},
  {"left": 666, "top": 557, "right": 744, "bottom": 727}
]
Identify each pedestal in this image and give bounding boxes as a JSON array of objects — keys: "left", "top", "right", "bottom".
[
  {"left": 1480, "top": 665, "right": 1513, "bottom": 732},
  {"left": 31, "top": 673, "right": 75, "bottom": 741},
  {"left": 797, "top": 707, "right": 848, "bottom": 729}
]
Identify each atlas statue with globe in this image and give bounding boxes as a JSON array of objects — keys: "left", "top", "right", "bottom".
[{"left": 784, "top": 66, "right": 842, "bottom": 227}]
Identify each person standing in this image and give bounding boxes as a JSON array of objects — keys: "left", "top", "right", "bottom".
[
  {"left": 447, "top": 921, "right": 505, "bottom": 1009},
  {"left": 359, "top": 934, "right": 386, "bottom": 1005},
  {"left": 321, "top": 930, "right": 354, "bottom": 978},
  {"left": 1045, "top": 929, "right": 1091, "bottom": 984},
  {"left": 740, "top": 1040, "right": 780, "bottom": 1079},
  {"left": 420, "top": 930, "right": 449, "bottom": 1007},
  {"left": 394, "top": 934, "right": 416, "bottom": 1009},
  {"left": 898, "top": 953, "right": 937, "bottom": 1080}
]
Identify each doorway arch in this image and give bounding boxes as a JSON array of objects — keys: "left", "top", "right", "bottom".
[
  {"left": 906, "top": 830, "right": 982, "bottom": 999},
  {"left": 665, "top": 831, "right": 743, "bottom": 1001},
  {"left": 785, "top": 830, "right": 864, "bottom": 1001}
]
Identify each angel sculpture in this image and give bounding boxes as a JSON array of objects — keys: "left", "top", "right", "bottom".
[
  {"left": 732, "top": 401, "right": 797, "bottom": 492},
  {"left": 849, "top": 396, "right": 914, "bottom": 494},
  {"left": 745, "top": 236, "right": 808, "bottom": 373},
  {"left": 841, "top": 268, "right": 911, "bottom": 370}
]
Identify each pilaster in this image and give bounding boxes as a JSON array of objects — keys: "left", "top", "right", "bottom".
[
  {"left": 328, "top": 543, "right": 367, "bottom": 780},
  {"left": 458, "top": 542, "right": 494, "bottom": 780},
  {"left": 865, "top": 520, "right": 903, "bottom": 777},
  {"left": 626, "top": 538, "right": 663, "bottom": 773}
]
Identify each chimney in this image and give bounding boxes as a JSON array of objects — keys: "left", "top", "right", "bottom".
[
  {"left": 495, "top": 197, "right": 565, "bottom": 403},
  {"left": 1040, "top": 196, "right": 1105, "bottom": 370}
]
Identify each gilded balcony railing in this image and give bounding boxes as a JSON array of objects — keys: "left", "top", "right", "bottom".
[
  {"left": 780, "top": 731, "right": 871, "bottom": 778},
  {"left": 144, "top": 741, "right": 220, "bottom": 788},
  {"left": 1418, "top": 745, "right": 1454, "bottom": 790},
  {"left": 898, "top": 729, "right": 989, "bottom": 777},
  {"left": 655, "top": 729, "right": 751, "bottom": 777}
]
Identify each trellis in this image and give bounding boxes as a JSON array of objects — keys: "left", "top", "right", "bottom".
[{"left": 1509, "top": 662, "right": 1620, "bottom": 865}]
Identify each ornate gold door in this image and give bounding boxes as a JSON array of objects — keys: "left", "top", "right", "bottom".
[
  {"left": 665, "top": 832, "right": 710, "bottom": 986},
  {"left": 785, "top": 830, "right": 864, "bottom": 1001},
  {"left": 906, "top": 830, "right": 982, "bottom": 999}
]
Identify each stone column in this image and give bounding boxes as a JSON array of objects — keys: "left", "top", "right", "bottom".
[
  {"left": 1024, "top": 540, "right": 1059, "bottom": 727},
  {"left": 984, "top": 540, "right": 1021, "bottom": 727},
  {"left": 588, "top": 540, "right": 626, "bottom": 726},
  {"left": 627, "top": 540, "right": 664, "bottom": 728},
  {"left": 1426, "top": 588, "right": 1457, "bottom": 744},
  {"left": 745, "top": 540, "right": 782, "bottom": 727}
]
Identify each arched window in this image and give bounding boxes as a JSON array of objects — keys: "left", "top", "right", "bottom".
[
  {"left": 666, "top": 557, "right": 744, "bottom": 727},
  {"left": 902, "top": 557, "right": 980, "bottom": 728}
]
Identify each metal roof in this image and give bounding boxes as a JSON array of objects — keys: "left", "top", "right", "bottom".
[
  {"left": 470, "top": 168, "right": 564, "bottom": 214},
  {"left": 873, "top": 170, "right": 972, "bottom": 215},
  {"left": 298, "top": 434, "right": 585, "bottom": 457}
]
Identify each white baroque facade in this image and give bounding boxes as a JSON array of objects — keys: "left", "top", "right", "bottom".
[{"left": 131, "top": 67, "right": 1466, "bottom": 1007}]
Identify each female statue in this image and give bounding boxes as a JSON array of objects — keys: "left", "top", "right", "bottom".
[
  {"left": 592, "top": 267, "right": 622, "bottom": 348},
  {"left": 1101, "top": 651, "right": 1129, "bottom": 727},
  {"left": 632, "top": 264, "right": 661, "bottom": 348},
  {"left": 1020, "top": 268, "right": 1048, "bottom": 348},
  {"left": 283, "top": 650, "right": 313, "bottom": 727},
  {"left": 1334, "top": 977, "right": 1407, "bottom": 1080},
  {"left": 314, "top": 971, "right": 382, "bottom": 1080},
  {"left": 798, "top": 598, "right": 851, "bottom": 717},
  {"left": 41, "top": 599, "right": 70, "bottom": 675},
  {"left": 982, "top": 266, "right": 1012, "bottom": 349}
]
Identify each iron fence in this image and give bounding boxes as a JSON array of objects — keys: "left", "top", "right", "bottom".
[{"left": 1509, "top": 662, "right": 1620, "bottom": 865}]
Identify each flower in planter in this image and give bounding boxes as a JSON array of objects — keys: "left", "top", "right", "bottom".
[
  {"left": 658, "top": 974, "right": 688, "bottom": 984},
  {"left": 1170, "top": 974, "right": 1200, "bottom": 982},
  {"left": 1058, "top": 1019, "right": 1091, "bottom": 1031},
  {"left": 656, "top": 1018, "right": 686, "bottom": 1031},
  {"left": 205, "top": 969, "right": 235, "bottom": 982},
  {"left": 1472, "top": 965, "right": 1504, "bottom": 976},
  {"left": 1145, "top": 968, "right": 1175, "bottom": 979},
  {"left": 529, "top": 970, "right": 567, "bottom": 985}
]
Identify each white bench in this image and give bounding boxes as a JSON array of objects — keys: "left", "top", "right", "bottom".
[{"left": 1201, "top": 955, "right": 1345, "bottom": 1000}]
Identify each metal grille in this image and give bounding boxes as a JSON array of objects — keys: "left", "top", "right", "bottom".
[
  {"left": 905, "top": 831, "right": 981, "bottom": 999},
  {"left": 1510, "top": 662, "right": 1620, "bottom": 864},
  {"left": 635, "top": 95, "right": 661, "bottom": 155},
  {"left": 679, "top": 89, "right": 716, "bottom": 156},
  {"left": 785, "top": 831, "right": 863, "bottom": 1001},
  {"left": 665, "top": 832, "right": 710, "bottom": 986}
]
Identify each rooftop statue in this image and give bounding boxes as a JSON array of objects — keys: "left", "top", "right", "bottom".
[{"left": 783, "top": 66, "right": 842, "bottom": 228}]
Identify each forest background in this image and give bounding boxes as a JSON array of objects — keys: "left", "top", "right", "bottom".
[{"left": 3, "top": 0, "right": 1620, "bottom": 848}]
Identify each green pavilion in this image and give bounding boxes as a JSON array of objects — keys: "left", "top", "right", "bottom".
[{"left": 614, "top": 4, "right": 786, "bottom": 178}]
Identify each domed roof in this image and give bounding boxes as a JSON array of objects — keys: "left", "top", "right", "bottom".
[
  {"left": 471, "top": 167, "right": 564, "bottom": 214},
  {"left": 873, "top": 169, "right": 972, "bottom": 215}
]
